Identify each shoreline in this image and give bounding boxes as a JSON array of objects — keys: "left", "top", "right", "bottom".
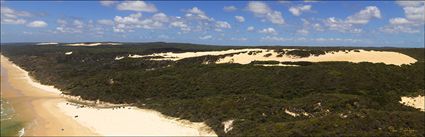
[{"left": 1, "top": 55, "right": 217, "bottom": 136}]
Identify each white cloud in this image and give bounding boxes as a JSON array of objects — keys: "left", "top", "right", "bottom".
[
  {"left": 323, "top": 17, "right": 362, "bottom": 33},
  {"left": 235, "top": 16, "right": 245, "bottom": 22},
  {"left": 346, "top": 6, "right": 381, "bottom": 24},
  {"left": 247, "top": 26, "right": 255, "bottom": 31},
  {"left": 27, "top": 20, "right": 47, "bottom": 28},
  {"left": 152, "top": 12, "right": 169, "bottom": 22},
  {"left": 113, "top": 12, "right": 165, "bottom": 32},
  {"left": 186, "top": 7, "right": 212, "bottom": 21},
  {"left": 259, "top": 27, "right": 277, "bottom": 34},
  {"left": 100, "top": 0, "right": 117, "bottom": 6},
  {"left": 389, "top": 17, "right": 410, "bottom": 25},
  {"left": 199, "top": 35, "right": 212, "bottom": 40},
  {"left": 247, "top": 1, "right": 285, "bottom": 25},
  {"left": 216, "top": 21, "right": 231, "bottom": 29},
  {"left": 381, "top": 2, "right": 424, "bottom": 34},
  {"left": 54, "top": 19, "right": 86, "bottom": 33},
  {"left": 380, "top": 25, "right": 420, "bottom": 34},
  {"left": 170, "top": 21, "right": 190, "bottom": 32},
  {"left": 247, "top": 1, "right": 271, "bottom": 14},
  {"left": 97, "top": 19, "right": 114, "bottom": 25},
  {"left": 1, "top": 6, "right": 31, "bottom": 24},
  {"left": 116, "top": 1, "right": 157, "bottom": 12},
  {"left": 265, "top": 11, "right": 285, "bottom": 25},
  {"left": 320, "top": 6, "right": 381, "bottom": 33},
  {"left": 289, "top": 5, "right": 312, "bottom": 16},
  {"left": 223, "top": 6, "right": 237, "bottom": 12}
]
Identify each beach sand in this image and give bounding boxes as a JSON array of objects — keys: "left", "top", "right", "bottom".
[
  {"left": 1, "top": 55, "right": 96, "bottom": 136},
  {"left": 1, "top": 55, "right": 217, "bottom": 136}
]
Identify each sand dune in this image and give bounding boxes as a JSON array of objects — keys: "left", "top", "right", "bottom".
[
  {"left": 216, "top": 49, "right": 416, "bottom": 66},
  {"left": 36, "top": 42, "right": 58, "bottom": 45},
  {"left": 65, "top": 43, "right": 122, "bottom": 46},
  {"left": 127, "top": 48, "right": 416, "bottom": 66},
  {"left": 128, "top": 48, "right": 265, "bottom": 60}
]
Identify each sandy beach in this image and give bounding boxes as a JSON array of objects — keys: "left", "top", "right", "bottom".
[
  {"left": 1, "top": 55, "right": 96, "bottom": 136},
  {"left": 1, "top": 55, "right": 216, "bottom": 136}
]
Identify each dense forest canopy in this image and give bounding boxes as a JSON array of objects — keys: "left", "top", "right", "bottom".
[{"left": 1, "top": 42, "right": 424, "bottom": 136}]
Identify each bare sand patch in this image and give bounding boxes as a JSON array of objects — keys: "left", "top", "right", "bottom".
[{"left": 400, "top": 95, "right": 424, "bottom": 112}]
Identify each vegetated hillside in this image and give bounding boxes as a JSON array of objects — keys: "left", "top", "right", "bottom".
[{"left": 1, "top": 43, "right": 424, "bottom": 136}]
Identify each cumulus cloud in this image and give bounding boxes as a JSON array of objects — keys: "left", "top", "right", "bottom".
[
  {"left": 27, "top": 20, "right": 48, "bottom": 28},
  {"left": 323, "top": 17, "right": 362, "bottom": 33},
  {"left": 152, "top": 12, "right": 169, "bottom": 22},
  {"left": 170, "top": 21, "right": 190, "bottom": 32},
  {"left": 247, "top": 1, "right": 285, "bottom": 25},
  {"left": 289, "top": 5, "right": 312, "bottom": 16},
  {"left": 1, "top": 6, "right": 31, "bottom": 24},
  {"left": 389, "top": 17, "right": 410, "bottom": 25},
  {"left": 54, "top": 19, "right": 85, "bottom": 33},
  {"left": 100, "top": 0, "right": 117, "bottom": 6},
  {"left": 116, "top": 1, "right": 157, "bottom": 12},
  {"left": 199, "top": 35, "right": 212, "bottom": 40},
  {"left": 381, "top": 2, "right": 424, "bottom": 33},
  {"left": 186, "top": 7, "right": 213, "bottom": 21},
  {"left": 223, "top": 6, "right": 237, "bottom": 12},
  {"left": 216, "top": 21, "right": 231, "bottom": 29},
  {"left": 235, "top": 16, "right": 245, "bottom": 22},
  {"left": 113, "top": 12, "right": 166, "bottom": 32},
  {"left": 320, "top": 6, "right": 381, "bottom": 33},
  {"left": 258, "top": 27, "right": 277, "bottom": 34},
  {"left": 346, "top": 6, "right": 381, "bottom": 24}
]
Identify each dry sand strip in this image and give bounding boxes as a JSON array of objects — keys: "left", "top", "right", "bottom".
[{"left": 1, "top": 55, "right": 217, "bottom": 136}]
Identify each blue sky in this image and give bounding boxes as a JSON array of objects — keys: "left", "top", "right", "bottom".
[{"left": 1, "top": 1, "right": 424, "bottom": 47}]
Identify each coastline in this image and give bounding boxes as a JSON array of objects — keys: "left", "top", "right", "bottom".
[{"left": 1, "top": 54, "right": 217, "bottom": 136}]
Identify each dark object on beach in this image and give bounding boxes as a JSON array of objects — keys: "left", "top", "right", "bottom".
[
  {"left": 74, "top": 115, "right": 78, "bottom": 118},
  {"left": 61, "top": 128, "right": 64, "bottom": 131}
]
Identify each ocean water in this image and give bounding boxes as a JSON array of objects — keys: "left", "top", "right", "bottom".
[{"left": 1, "top": 98, "right": 24, "bottom": 136}]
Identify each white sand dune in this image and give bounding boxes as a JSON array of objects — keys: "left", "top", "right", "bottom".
[
  {"left": 128, "top": 48, "right": 266, "bottom": 61},
  {"left": 58, "top": 102, "right": 216, "bottom": 136},
  {"left": 400, "top": 95, "right": 425, "bottom": 112},
  {"left": 128, "top": 48, "right": 416, "bottom": 66},
  {"left": 36, "top": 42, "right": 58, "bottom": 45},
  {"left": 65, "top": 43, "right": 122, "bottom": 46},
  {"left": 216, "top": 49, "right": 417, "bottom": 66}
]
